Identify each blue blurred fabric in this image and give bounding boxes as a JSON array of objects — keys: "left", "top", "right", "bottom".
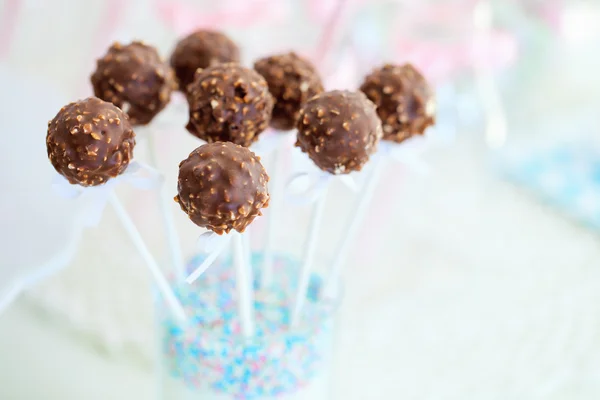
[{"left": 499, "top": 141, "right": 600, "bottom": 231}]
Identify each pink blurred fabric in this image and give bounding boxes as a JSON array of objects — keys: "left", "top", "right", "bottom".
[
  {"left": 155, "top": 0, "right": 289, "bottom": 34},
  {"left": 517, "top": 0, "right": 564, "bottom": 33},
  {"left": 311, "top": 0, "right": 520, "bottom": 84},
  {"left": 313, "top": 0, "right": 352, "bottom": 67},
  {"left": 0, "top": 0, "right": 21, "bottom": 60},
  {"left": 75, "top": 0, "right": 124, "bottom": 97},
  {"left": 538, "top": 2, "right": 563, "bottom": 32},
  {"left": 91, "top": 0, "right": 123, "bottom": 58},
  {"left": 389, "top": 1, "right": 518, "bottom": 83},
  {"left": 393, "top": 30, "right": 518, "bottom": 84},
  {"left": 307, "top": 0, "right": 342, "bottom": 23}
]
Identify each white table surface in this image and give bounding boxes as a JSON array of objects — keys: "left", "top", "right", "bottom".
[{"left": 0, "top": 301, "right": 153, "bottom": 400}]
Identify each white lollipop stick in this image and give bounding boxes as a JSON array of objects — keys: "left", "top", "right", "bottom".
[
  {"left": 323, "top": 155, "right": 386, "bottom": 298},
  {"left": 473, "top": 0, "right": 507, "bottom": 149},
  {"left": 261, "top": 140, "right": 286, "bottom": 287},
  {"left": 145, "top": 131, "right": 186, "bottom": 283},
  {"left": 108, "top": 193, "right": 186, "bottom": 322},
  {"left": 233, "top": 232, "right": 255, "bottom": 339},
  {"left": 186, "top": 234, "right": 230, "bottom": 284},
  {"left": 291, "top": 185, "right": 329, "bottom": 327},
  {"left": 243, "top": 227, "right": 252, "bottom": 267}
]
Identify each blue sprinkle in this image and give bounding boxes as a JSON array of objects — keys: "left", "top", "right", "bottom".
[{"left": 162, "top": 252, "right": 334, "bottom": 399}]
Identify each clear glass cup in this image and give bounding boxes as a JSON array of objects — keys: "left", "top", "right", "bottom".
[{"left": 155, "top": 252, "right": 340, "bottom": 400}]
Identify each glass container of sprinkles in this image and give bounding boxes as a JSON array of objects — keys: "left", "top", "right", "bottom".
[{"left": 156, "top": 252, "right": 340, "bottom": 400}]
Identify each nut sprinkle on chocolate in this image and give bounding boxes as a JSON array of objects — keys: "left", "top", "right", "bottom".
[
  {"left": 46, "top": 97, "right": 136, "bottom": 186},
  {"left": 296, "top": 90, "right": 382, "bottom": 174},
  {"left": 254, "top": 52, "right": 324, "bottom": 131},
  {"left": 170, "top": 30, "right": 240, "bottom": 93},
  {"left": 175, "top": 142, "right": 270, "bottom": 234},
  {"left": 91, "top": 41, "right": 176, "bottom": 125},
  {"left": 186, "top": 63, "right": 274, "bottom": 147},
  {"left": 360, "top": 63, "right": 435, "bottom": 143}
]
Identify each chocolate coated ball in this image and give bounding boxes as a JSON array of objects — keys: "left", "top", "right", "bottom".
[
  {"left": 296, "top": 90, "right": 382, "bottom": 174},
  {"left": 91, "top": 41, "right": 175, "bottom": 125},
  {"left": 186, "top": 63, "right": 273, "bottom": 147},
  {"left": 360, "top": 63, "right": 435, "bottom": 143},
  {"left": 254, "top": 52, "right": 324, "bottom": 131},
  {"left": 47, "top": 97, "right": 135, "bottom": 186},
  {"left": 175, "top": 142, "right": 269, "bottom": 234},
  {"left": 170, "top": 30, "right": 240, "bottom": 93}
]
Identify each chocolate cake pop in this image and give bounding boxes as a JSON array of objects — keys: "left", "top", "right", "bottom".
[
  {"left": 296, "top": 90, "right": 382, "bottom": 174},
  {"left": 91, "top": 41, "right": 176, "bottom": 125},
  {"left": 360, "top": 63, "right": 435, "bottom": 143},
  {"left": 175, "top": 142, "right": 270, "bottom": 234},
  {"left": 254, "top": 52, "right": 324, "bottom": 131},
  {"left": 170, "top": 30, "right": 240, "bottom": 93},
  {"left": 46, "top": 97, "right": 136, "bottom": 187},
  {"left": 186, "top": 63, "right": 274, "bottom": 147}
]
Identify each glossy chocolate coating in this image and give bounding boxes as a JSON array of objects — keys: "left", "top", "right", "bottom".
[
  {"left": 170, "top": 30, "right": 240, "bottom": 93},
  {"left": 186, "top": 63, "right": 273, "bottom": 147},
  {"left": 46, "top": 97, "right": 135, "bottom": 186},
  {"left": 175, "top": 142, "right": 269, "bottom": 234},
  {"left": 296, "top": 90, "right": 382, "bottom": 174},
  {"left": 360, "top": 63, "right": 435, "bottom": 143},
  {"left": 91, "top": 41, "right": 175, "bottom": 125},
  {"left": 254, "top": 52, "right": 324, "bottom": 131}
]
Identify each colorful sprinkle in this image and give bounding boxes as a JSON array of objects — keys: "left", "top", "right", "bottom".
[{"left": 159, "top": 253, "right": 337, "bottom": 398}]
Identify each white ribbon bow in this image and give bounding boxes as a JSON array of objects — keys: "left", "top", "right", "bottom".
[
  {"left": 285, "top": 170, "right": 358, "bottom": 206},
  {"left": 52, "top": 160, "right": 162, "bottom": 227},
  {"left": 381, "top": 135, "right": 431, "bottom": 175},
  {"left": 197, "top": 230, "right": 231, "bottom": 254},
  {"left": 251, "top": 129, "right": 293, "bottom": 157},
  {"left": 186, "top": 231, "right": 232, "bottom": 283}
]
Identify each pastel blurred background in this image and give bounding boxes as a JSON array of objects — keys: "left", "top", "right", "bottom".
[{"left": 1, "top": 0, "right": 600, "bottom": 398}]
